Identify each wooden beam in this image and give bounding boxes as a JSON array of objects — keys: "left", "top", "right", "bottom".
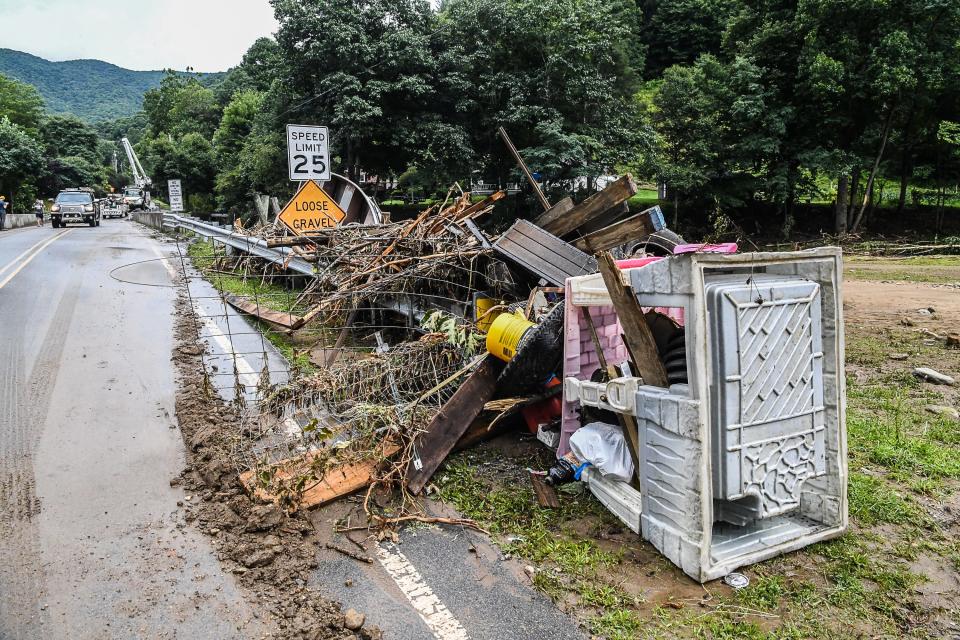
[
  {"left": 597, "top": 252, "right": 668, "bottom": 387},
  {"left": 405, "top": 355, "right": 504, "bottom": 494},
  {"left": 454, "top": 190, "right": 506, "bottom": 222},
  {"left": 223, "top": 293, "right": 304, "bottom": 330},
  {"left": 538, "top": 175, "right": 638, "bottom": 238},
  {"left": 498, "top": 127, "right": 551, "bottom": 211},
  {"left": 572, "top": 208, "right": 658, "bottom": 254},
  {"left": 532, "top": 196, "right": 573, "bottom": 229}
]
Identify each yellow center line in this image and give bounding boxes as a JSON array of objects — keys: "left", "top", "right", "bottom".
[
  {"left": 0, "top": 232, "right": 64, "bottom": 279},
  {"left": 0, "top": 230, "right": 72, "bottom": 290}
]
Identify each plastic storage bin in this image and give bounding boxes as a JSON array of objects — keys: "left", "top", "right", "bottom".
[{"left": 563, "top": 248, "right": 847, "bottom": 582}]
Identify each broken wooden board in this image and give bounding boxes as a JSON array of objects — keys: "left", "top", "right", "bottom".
[
  {"left": 572, "top": 208, "right": 658, "bottom": 254},
  {"left": 535, "top": 175, "right": 638, "bottom": 238},
  {"left": 405, "top": 355, "right": 504, "bottom": 495},
  {"left": 597, "top": 252, "right": 668, "bottom": 388},
  {"left": 223, "top": 293, "right": 304, "bottom": 330},
  {"left": 454, "top": 190, "right": 506, "bottom": 222},
  {"left": 493, "top": 219, "right": 597, "bottom": 286},
  {"left": 239, "top": 442, "right": 402, "bottom": 511},
  {"left": 530, "top": 472, "right": 561, "bottom": 508}
]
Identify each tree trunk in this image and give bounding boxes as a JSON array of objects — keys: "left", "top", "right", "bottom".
[
  {"left": 835, "top": 174, "right": 849, "bottom": 234},
  {"left": 847, "top": 168, "right": 860, "bottom": 227},
  {"left": 896, "top": 152, "right": 911, "bottom": 215},
  {"left": 851, "top": 106, "right": 896, "bottom": 232}
]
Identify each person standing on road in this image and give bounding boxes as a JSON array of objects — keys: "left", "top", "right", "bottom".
[
  {"left": 0, "top": 195, "right": 8, "bottom": 231},
  {"left": 34, "top": 198, "right": 44, "bottom": 227}
]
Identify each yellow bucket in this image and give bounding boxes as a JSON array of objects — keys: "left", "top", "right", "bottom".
[
  {"left": 474, "top": 295, "right": 498, "bottom": 333},
  {"left": 486, "top": 311, "right": 535, "bottom": 362}
]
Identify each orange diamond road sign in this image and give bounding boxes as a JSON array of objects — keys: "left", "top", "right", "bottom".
[{"left": 278, "top": 180, "right": 346, "bottom": 234}]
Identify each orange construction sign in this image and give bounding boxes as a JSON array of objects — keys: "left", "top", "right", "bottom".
[{"left": 278, "top": 180, "right": 346, "bottom": 235}]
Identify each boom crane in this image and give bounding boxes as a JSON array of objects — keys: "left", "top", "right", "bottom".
[
  {"left": 120, "top": 137, "right": 153, "bottom": 211},
  {"left": 121, "top": 137, "right": 151, "bottom": 189}
]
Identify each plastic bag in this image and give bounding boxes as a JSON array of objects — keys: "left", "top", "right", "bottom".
[{"left": 568, "top": 422, "right": 634, "bottom": 483}]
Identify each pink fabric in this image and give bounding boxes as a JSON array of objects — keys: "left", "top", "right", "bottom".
[{"left": 674, "top": 242, "right": 739, "bottom": 254}]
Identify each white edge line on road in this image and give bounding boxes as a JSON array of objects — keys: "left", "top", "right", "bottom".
[
  {"left": 0, "top": 230, "right": 71, "bottom": 289},
  {"left": 150, "top": 245, "right": 261, "bottom": 390},
  {"left": 376, "top": 543, "right": 470, "bottom": 640}
]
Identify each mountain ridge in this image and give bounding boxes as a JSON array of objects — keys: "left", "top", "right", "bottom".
[{"left": 0, "top": 48, "right": 223, "bottom": 122}]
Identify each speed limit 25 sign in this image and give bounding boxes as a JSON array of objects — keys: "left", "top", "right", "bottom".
[{"left": 286, "top": 124, "right": 331, "bottom": 182}]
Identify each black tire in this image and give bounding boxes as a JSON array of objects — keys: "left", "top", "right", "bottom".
[
  {"left": 88, "top": 218, "right": 96, "bottom": 227},
  {"left": 645, "top": 229, "right": 685, "bottom": 256},
  {"left": 95, "top": 218, "right": 101, "bottom": 227}
]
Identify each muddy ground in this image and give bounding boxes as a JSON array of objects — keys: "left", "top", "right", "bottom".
[{"left": 171, "top": 292, "right": 380, "bottom": 640}]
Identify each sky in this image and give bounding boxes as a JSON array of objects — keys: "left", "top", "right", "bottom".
[{"left": 0, "top": 0, "right": 279, "bottom": 72}]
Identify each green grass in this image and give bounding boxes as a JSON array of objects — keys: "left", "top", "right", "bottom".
[
  {"left": 843, "top": 268, "right": 960, "bottom": 284},
  {"left": 437, "top": 456, "right": 619, "bottom": 574}
]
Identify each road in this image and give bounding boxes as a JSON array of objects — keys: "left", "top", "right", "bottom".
[
  {"left": 0, "top": 221, "right": 269, "bottom": 639},
  {"left": 0, "top": 218, "right": 586, "bottom": 640}
]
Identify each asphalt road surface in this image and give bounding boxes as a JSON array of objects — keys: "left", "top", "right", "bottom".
[
  {"left": 0, "top": 219, "right": 585, "bottom": 640},
  {"left": 0, "top": 220, "right": 269, "bottom": 639}
]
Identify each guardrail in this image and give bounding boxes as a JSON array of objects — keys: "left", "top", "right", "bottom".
[{"left": 161, "top": 213, "right": 316, "bottom": 277}]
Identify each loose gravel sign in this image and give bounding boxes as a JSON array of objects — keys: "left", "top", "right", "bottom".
[
  {"left": 278, "top": 180, "right": 346, "bottom": 234},
  {"left": 286, "top": 124, "right": 331, "bottom": 182}
]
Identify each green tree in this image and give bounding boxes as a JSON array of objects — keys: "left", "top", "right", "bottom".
[
  {"left": 435, "top": 0, "right": 645, "bottom": 194},
  {"left": 0, "top": 73, "right": 44, "bottom": 134},
  {"left": 0, "top": 117, "right": 45, "bottom": 212},
  {"left": 40, "top": 115, "right": 100, "bottom": 160},
  {"left": 641, "top": 0, "right": 726, "bottom": 76},
  {"left": 271, "top": 0, "right": 438, "bottom": 177},
  {"left": 213, "top": 89, "right": 265, "bottom": 208}
]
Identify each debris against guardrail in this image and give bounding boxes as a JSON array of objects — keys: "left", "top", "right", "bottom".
[{"left": 158, "top": 167, "right": 847, "bottom": 582}]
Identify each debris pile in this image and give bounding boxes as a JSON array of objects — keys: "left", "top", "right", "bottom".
[{"left": 178, "top": 133, "right": 850, "bottom": 586}]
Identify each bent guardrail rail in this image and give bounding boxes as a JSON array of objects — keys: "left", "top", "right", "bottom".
[{"left": 161, "top": 213, "right": 316, "bottom": 277}]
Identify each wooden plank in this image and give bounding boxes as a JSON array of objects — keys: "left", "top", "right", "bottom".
[
  {"left": 532, "top": 196, "right": 574, "bottom": 229},
  {"left": 223, "top": 293, "right": 303, "bottom": 330},
  {"left": 493, "top": 219, "right": 597, "bottom": 286},
  {"left": 454, "top": 190, "right": 506, "bottom": 222},
  {"left": 530, "top": 472, "right": 561, "bottom": 508},
  {"left": 572, "top": 208, "right": 657, "bottom": 254},
  {"left": 577, "top": 201, "right": 630, "bottom": 236},
  {"left": 405, "top": 355, "right": 504, "bottom": 494},
  {"left": 597, "top": 252, "right": 668, "bottom": 387},
  {"left": 539, "top": 175, "right": 638, "bottom": 238},
  {"left": 239, "top": 442, "right": 402, "bottom": 511},
  {"left": 498, "top": 127, "right": 551, "bottom": 211}
]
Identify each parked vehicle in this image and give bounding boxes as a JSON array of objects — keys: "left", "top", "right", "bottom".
[
  {"left": 122, "top": 186, "right": 150, "bottom": 211},
  {"left": 102, "top": 194, "right": 128, "bottom": 219},
  {"left": 50, "top": 188, "right": 101, "bottom": 228}
]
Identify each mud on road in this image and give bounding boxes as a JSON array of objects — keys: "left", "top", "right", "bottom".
[{"left": 170, "top": 292, "right": 380, "bottom": 640}]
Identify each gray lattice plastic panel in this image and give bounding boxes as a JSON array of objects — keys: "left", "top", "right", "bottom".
[{"left": 706, "top": 275, "right": 826, "bottom": 519}]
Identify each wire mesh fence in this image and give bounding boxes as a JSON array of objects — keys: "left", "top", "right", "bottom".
[{"left": 163, "top": 209, "right": 500, "bottom": 510}]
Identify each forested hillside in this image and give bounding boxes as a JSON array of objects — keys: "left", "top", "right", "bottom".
[{"left": 0, "top": 48, "right": 220, "bottom": 122}]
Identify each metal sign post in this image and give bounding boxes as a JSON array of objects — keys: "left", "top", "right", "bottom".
[{"left": 286, "top": 124, "right": 331, "bottom": 182}]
